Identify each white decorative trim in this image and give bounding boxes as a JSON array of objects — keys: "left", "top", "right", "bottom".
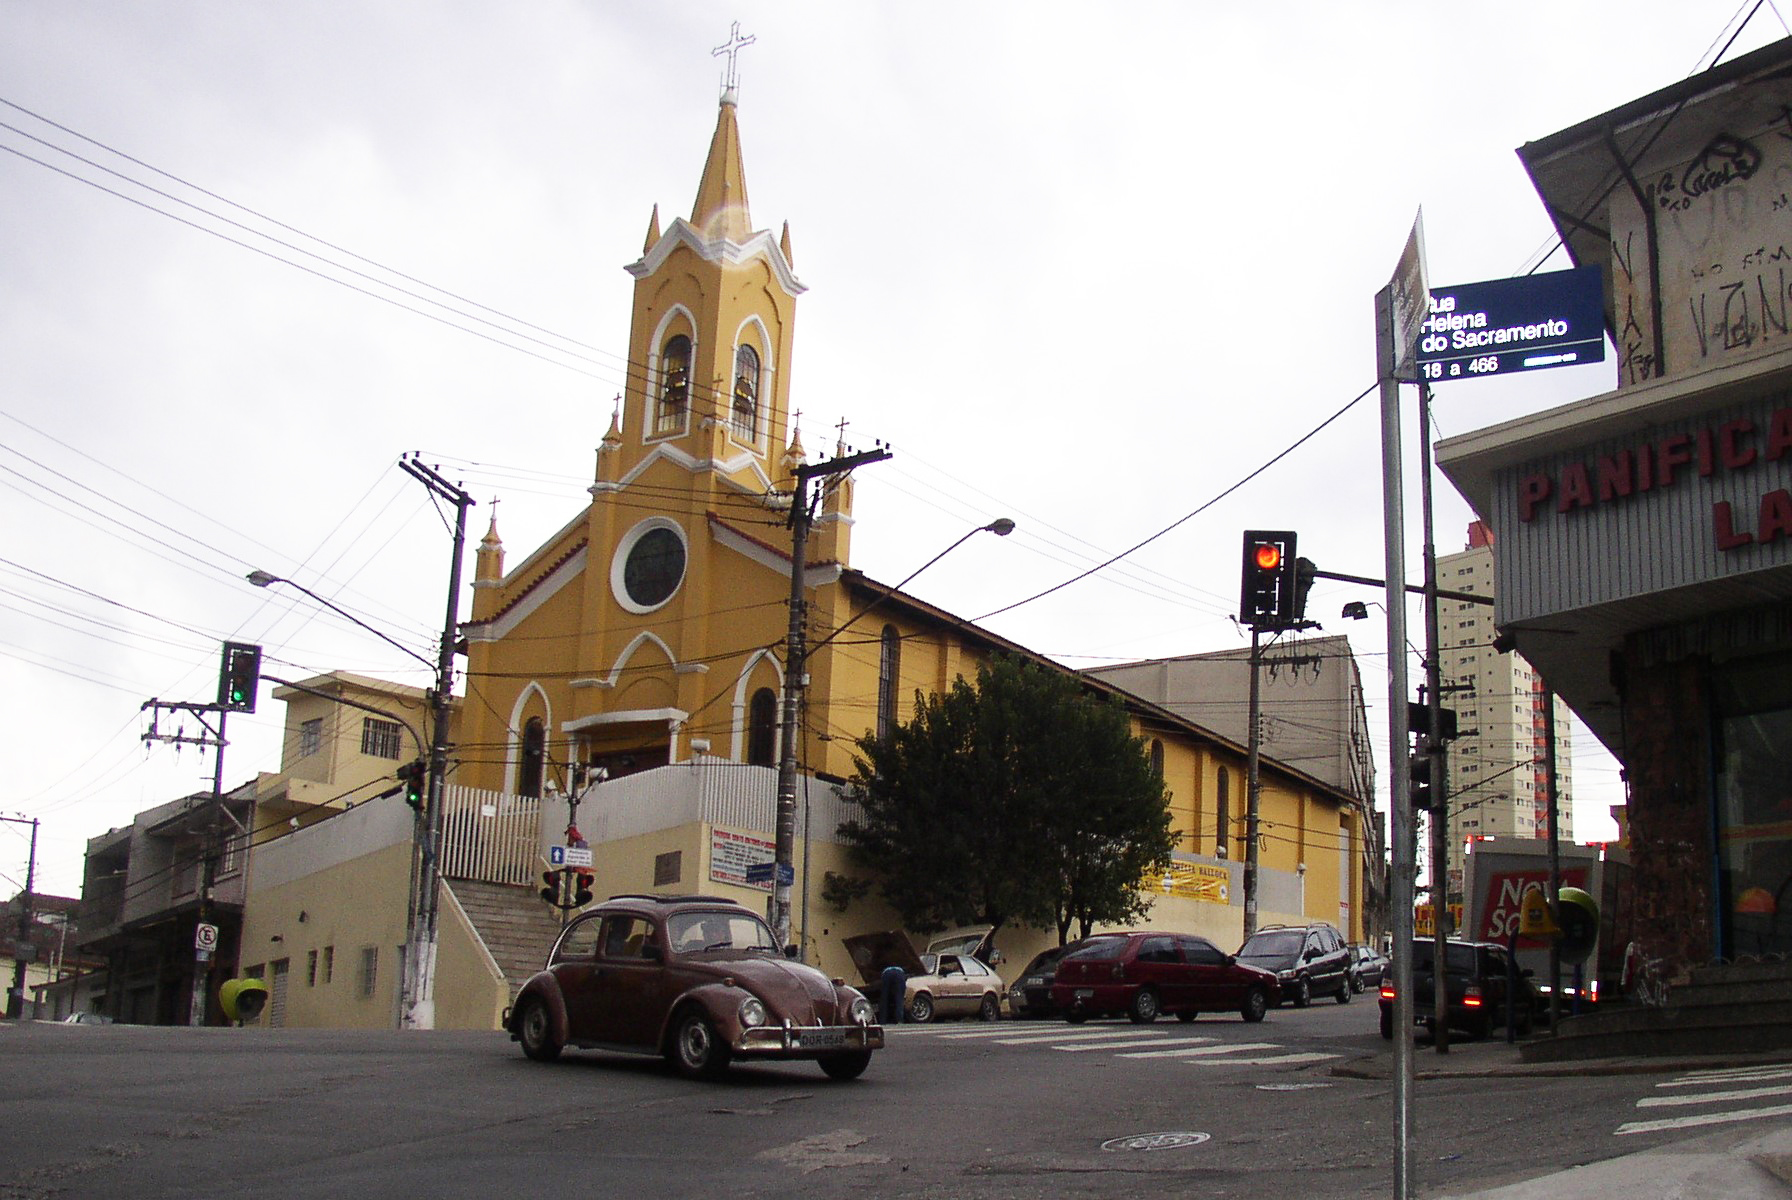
[
  {"left": 505, "top": 683, "right": 551, "bottom": 796},
  {"left": 712, "top": 520, "right": 844, "bottom": 585},
  {"left": 610, "top": 518, "right": 688, "bottom": 615},
  {"left": 729, "top": 650, "right": 785, "bottom": 761},
  {"left": 465, "top": 546, "right": 588, "bottom": 644},
  {"left": 616, "top": 442, "right": 775, "bottom": 496},
  {"left": 675, "top": 663, "right": 710, "bottom": 675},
  {"left": 625, "top": 217, "right": 807, "bottom": 298},
  {"left": 570, "top": 677, "right": 610, "bottom": 690},
  {"left": 561, "top": 706, "right": 688, "bottom": 734}
]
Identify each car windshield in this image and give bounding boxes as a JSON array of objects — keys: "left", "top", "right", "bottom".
[
  {"left": 1240, "top": 930, "right": 1304, "bottom": 958},
  {"left": 668, "top": 910, "right": 779, "bottom": 953}
]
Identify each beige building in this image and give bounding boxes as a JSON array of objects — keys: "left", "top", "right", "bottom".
[{"left": 1435, "top": 524, "right": 1574, "bottom": 901}]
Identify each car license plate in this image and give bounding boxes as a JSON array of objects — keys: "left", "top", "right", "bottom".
[
  {"left": 800, "top": 1028, "right": 846, "bottom": 1049},
  {"left": 1026, "top": 976, "right": 1044, "bottom": 987},
  {"left": 1075, "top": 988, "right": 1094, "bottom": 999}
]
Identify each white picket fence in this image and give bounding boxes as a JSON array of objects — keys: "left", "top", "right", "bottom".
[{"left": 435, "top": 760, "right": 858, "bottom": 885}]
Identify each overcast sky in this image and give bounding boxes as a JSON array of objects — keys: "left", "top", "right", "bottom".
[{"left": 5, "top": 3, "right": 1784, "bottom": 898}]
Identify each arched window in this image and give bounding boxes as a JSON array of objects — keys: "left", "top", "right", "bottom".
[
  {"left": 747, "top": 688, "right": 778, "bottom": 766},
  {"left": 656, "top": 334, "right": 691, "bottom": 434},
  {"left": 731, "top": 344, "right": 759, "bottom": 441},
  {"left": 1216, "top": 766, "right": 1230, "bottom": 858},
  {"left": 519, "top": 717, "right": 546, "bottom": 799},
  {"left": 1149, "top": 739, "right": 1164, "bottom": 780},
  {"left": 876, "top": 625, "right": 901, "bottom": 742}
]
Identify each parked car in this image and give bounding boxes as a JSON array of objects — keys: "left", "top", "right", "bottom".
[
  {"left": 506, "top": 894, "right": 882, "bottom": 1080},
  {"left": 59, "top": 1012, "right": 113, "bottom": 1025},
  {"left": 1378, "top": 937, "right": 1538, "bottom": 1041},
  {"left": 1348, "top": 943, "right": 1389, "bottom": 993},
  {"left": 1007, "top": 935, "right": 1126, "bottom": 1018},
  {"left": 844, "top": 927, "right": 1005, "bottom": 1023},
  {"left": 1236, "top": 922, "right": 1352, "bottom": 1007},
  {"left": 1049, "top": 931, "right": 1279, "bottom": 1024}
]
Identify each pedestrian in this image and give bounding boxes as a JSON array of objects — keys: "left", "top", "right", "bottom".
[{"left": 878, "top": 963, "right": 907, "bottom": 1025}]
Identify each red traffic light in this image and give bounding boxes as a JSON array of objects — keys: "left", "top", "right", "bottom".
[{"left": 1253, "top": 543, "right": 1283, "bottom": 571}]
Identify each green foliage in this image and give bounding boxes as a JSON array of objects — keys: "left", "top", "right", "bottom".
[
  {"left": 820, "top": 870, "right": 873, "bottom": 913},
  {"left": 840, "top": 656, "right": 1177, "bottom": 946}
]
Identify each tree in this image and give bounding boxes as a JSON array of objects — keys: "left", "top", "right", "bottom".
[{"left": 840, "top": 656, "right": 1177, "bottom": 947}]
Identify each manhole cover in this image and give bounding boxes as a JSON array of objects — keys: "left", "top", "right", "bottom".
[
  {"left": 1256, "top": 1082, "right": 1334, "bottom": 1092},
  {"left": 1100, "top": 1131, "right": 1211, "bottom": 1153}
]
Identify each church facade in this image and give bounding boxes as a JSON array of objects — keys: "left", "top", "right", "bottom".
[{"left": 450, "top": 86, "right": 1369, "bottom": 993}]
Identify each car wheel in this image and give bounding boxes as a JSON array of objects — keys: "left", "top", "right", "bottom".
[
  {"left": 670, "top": 1008, "right": 731, "bottom": 1080},
  {"left": 819, "top": 1051, "right": 872, "bottom": 1081},
  {"left": 1292, "top": 977, "right": 1311, "bottom": 1008},
  {"left": 908, "top": 992, "right": 935, "bottom": 1024},
  {"left": 517, "top": 997, "right": 562, "bottom": 1063},
  {"left": 1350, "top": 974, "right": 1365, "bottom": 995},
  {"left": 1129, "top": 988, "right": 1160, "bottom": 1024},
  {"left": 1336, "top": 980, "right": 1352, "bottom": 1005},
  {"left": 1064, "top": 1008, "right": 1088, "bottom": 1025},
  {"left": 1176, "top": 1010, "right": 1198, "bottom": 1023},
  {"left": 1379, "top": 1007, "right": 1394, "bottom": 1040},
  {"left": 1241, "top": 986, "right": 1268, "bottom": 1023},
  {"left": 979, "top": 994, "right": 1001, "bottom": 1022}
]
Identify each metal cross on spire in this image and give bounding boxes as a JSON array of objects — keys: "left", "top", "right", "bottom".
[{"left": 713, "top": 21, "right": 756, "bottom": 93}]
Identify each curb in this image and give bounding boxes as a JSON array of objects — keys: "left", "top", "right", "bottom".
[{"left": 1329, "top": 1048, "right": 1792, "bottom": 1081}]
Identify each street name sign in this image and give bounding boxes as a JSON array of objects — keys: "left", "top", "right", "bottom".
[{"left": 1418, "top": 265, "right": 1605, "bottom": 380}]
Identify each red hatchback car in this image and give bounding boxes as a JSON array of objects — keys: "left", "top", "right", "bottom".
[{"left": 1050, "top": 932, "right": 1280, "bottom": 1023}]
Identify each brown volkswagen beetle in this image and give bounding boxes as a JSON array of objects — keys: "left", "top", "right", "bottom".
[{"left": 505, "top": 894, "right": 883, "bottom": 1080}]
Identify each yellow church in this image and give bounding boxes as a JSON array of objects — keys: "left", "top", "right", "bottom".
[{"left": 445, "top": 81, "right": 1371, "bottom": 995}]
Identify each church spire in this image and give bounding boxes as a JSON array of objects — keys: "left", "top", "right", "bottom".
[
  {"left": 693, "top": 23, "right": 756, "bottom": 243},
  {"left": 690, "top": 92, "right": 752, "bottom": 242}
]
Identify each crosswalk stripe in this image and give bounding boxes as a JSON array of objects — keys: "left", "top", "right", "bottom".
[
  {"left": 1657, "top": 1067, "right": 1792, "bottom": 1087},
  {"left": 1198, "top": 1052, "right": 1339, "bottom": 1066},
  {"left": 935, "top": 1027, "right": 1053, "bottom": 1040},
  {"left": 1055, "top": 1036, "right": 1217, "bottom": 1055},
  {"left": 1637, "top": 1082, "right": 1792, "bottom": 1108},
  {"left": 1616, "top": 1100, "right": 1792, "bottom": 1136},
  {"left": 1118, "top": 1041, "right": 1277, "bottom": 1059},
  {"left": 996, "top": 1031, "right": 1173, "bottom": 1046}
]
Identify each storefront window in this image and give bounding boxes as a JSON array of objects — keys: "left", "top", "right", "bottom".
[{"left": 1714, "top": 650, "right": 1792, "bottom": 958}]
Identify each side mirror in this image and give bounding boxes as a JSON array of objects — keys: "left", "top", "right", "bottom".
[
  {"left": 1226, "top": 954, "right": 1237, "bottom": 966},
  {"left": 784, "top": 944, "right": 799, "bottom": 959}
]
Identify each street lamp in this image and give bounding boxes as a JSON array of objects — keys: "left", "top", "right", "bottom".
[
  {"left": 805, "top": 518, "right": 1015, "bottom": 657},
  {"left": 246, "top": 567, "right": 449, "bottom": 1031},
  {"left": 245, "top": 571, "right": 435, "bottom": 671},
  {"left": 770, "top": 516, "right": 1016, "bottom": 957}
]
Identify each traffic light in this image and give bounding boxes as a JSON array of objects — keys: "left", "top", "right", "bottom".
[
  {"left": 218, "top": 641, "right": 262, "bottom": 713},
  {"left": 572, "top": 870, "right": 594, "bottom": 907},
  {"left": 1410, "top": 741, "right": 1437, "bottom": 811},
  {"left": 1239, "top": 531, "right": 1297, "bottom": 630},
  {"left": 540, "top": 868, "right": 564, "bottom": 907},
  {"left": 1292, "top": 557, "right": 1316, "bottom": 621},
  {"left": 397, "top": 760, "right": 426, "bottom": 810}
]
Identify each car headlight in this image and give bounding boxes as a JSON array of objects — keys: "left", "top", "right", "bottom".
[
  {"left": 1277, "top": 969, "right": 1296, "bottom": 980},
  {"left": 738, "top": 997, "right": 768, "bottom": 1028},
  {"left": 849, "top": 995, "right": 874, "bottom": 1025}
]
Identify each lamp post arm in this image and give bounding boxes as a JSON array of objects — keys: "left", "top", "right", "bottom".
[
  {"left": 246, "top": 572, "right": 437, "bottom": 671},
  {"left": 806, "top": 519, "right": 1014, "bottom": 659}
]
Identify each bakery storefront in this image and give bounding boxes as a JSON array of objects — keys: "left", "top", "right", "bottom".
[{"left": 1437, "top": 40, "right": 1792, "bottom": 972}]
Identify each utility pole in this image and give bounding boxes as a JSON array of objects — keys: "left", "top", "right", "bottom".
[
  {"left": 773, "top": 446, "right": 889, "bottom": 955},
  {"left": 4, "top": 816, "right": 38, "bottom": 1019},
  {"left": 1417, "top": 380, "right": 1451, "bottom": 1054},
  {"left": 398, "top": 454, "right": 472, "bottom": 1031},
  {"left": 140, "top": 640, "right": 258, "bottom": 1027},
  {"left": 1243, "top": 628, "right": 1264, "bottom": 939}
]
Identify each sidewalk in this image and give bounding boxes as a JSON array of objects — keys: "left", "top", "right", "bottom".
[{"left": 1331, "top": 1038, "right": 1792, "bottom": 1198}]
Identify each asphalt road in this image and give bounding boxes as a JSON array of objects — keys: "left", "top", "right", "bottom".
[{"left": 0, "top": 1000, "right": 1754, "bottom": 1199}]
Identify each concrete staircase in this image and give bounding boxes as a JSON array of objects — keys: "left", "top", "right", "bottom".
[
  {"left": 1521, "top": 958, "right": 1792, "bottom": 1062},
  {"left": 446, "top": 878, "right": 566, "bottom": 997}
]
